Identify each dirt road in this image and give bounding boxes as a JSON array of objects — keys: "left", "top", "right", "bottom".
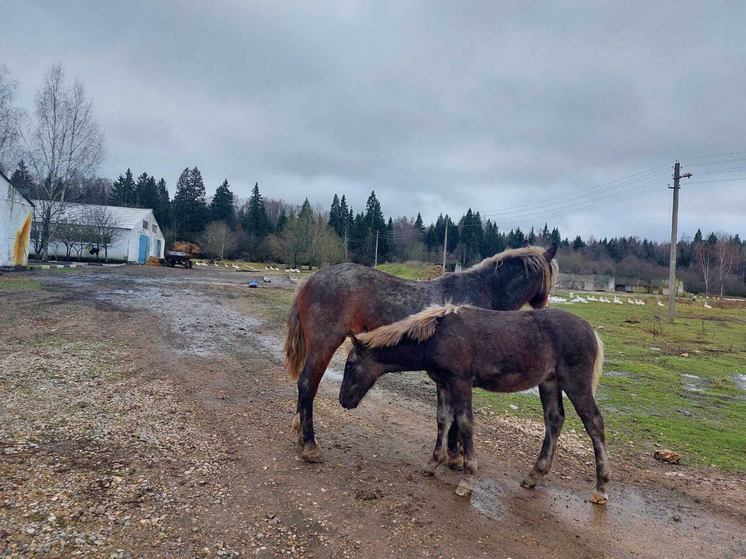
[{"left": 1, "top": 266, "right": 744, "bottom": 558}]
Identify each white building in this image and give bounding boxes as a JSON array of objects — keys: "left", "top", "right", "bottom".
[
  {"left": 31, "top": 201, "right": 166, "bottom": 263},
  {"left": 1, "top": 170, "right": 34, "bottom": 268}
]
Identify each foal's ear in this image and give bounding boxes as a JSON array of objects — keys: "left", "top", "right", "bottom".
[
  {"left": 544, "top": 242, "right": 557, "bottom": 261},
  {"left": 349, "top": 334, "right": 366, "bottom": 352}
]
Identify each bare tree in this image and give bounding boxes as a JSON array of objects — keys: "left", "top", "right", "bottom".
[
  {"left": 52, "top": 220, "right": 86, "bottom": 261},
  {"left": 0, "top": 64, "right": 22, "bottom": 171},
  {"left": 21, "top": 63, "right": 105, "bottom": 260},
  {"left": 200, "top": 221, "right": 237, "bottom": 261},
  {"left": 694, "top": 241, "right": 713, "bottom": 295},
  {"left": 714, "top": 234, "right": 738, "bottom": 297},
  {"left": 85, "top": 206, "right": 123, "bottom": 262}
]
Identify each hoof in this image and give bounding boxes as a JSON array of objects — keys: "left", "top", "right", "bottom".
[
  {"left": 455, "top": 479, "right": 473, "bottom": 497},
  {"left": 421, "top": 463, "right": 437, "bottom": 476},
  {"left": 590, "top": 490, "right": 608, "bottom": 505},
  {"left": 301, "top": 445, "right": 324, "bottom": 463},
  {"left": 520, "top": 478, "right": 537, "bottom": 489},
  {"left": 446, "top": 454, "right": 464, "bottom": 471}
]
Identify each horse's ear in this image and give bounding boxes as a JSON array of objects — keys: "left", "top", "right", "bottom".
[
  {"left": 522, "top": 240, "right": 531, "bottom": 247},
  {"left": 544, "top": 242, "right": 557, "bottom": 261},
  {"left": 349, "top": 334, "right": 366, "bottom": 353}
]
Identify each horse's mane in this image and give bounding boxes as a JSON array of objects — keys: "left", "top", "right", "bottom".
[
  {"left": 357, "top": 302, "right": 472, "bottom": 349},
  {"left": 465, "top": 246, "right": 558, "bottom": 295}
]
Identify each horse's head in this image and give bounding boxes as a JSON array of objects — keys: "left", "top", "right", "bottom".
[
  {"left": 339, "top": 336, "right": 384, "bottom": 409},
  {"left": 527, "top": 242, "right": 558, "bottom": 309}
]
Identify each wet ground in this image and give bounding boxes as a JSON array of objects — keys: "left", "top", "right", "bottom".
[{"left": 2, "top": 265, "right": 745, "bottom": 558}]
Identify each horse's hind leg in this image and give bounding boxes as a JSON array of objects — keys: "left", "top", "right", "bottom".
[
  {"left": 423, "top": 383, "right": 453, "bottom": 476},
  {"left": 565, "top": 385, "right": 611, "bottom": 505},
  {"left": 446, "top": 422, "right": 464, "bottom": 470},
  {"left": 522, "top": 377, "right": 564, "bottom": 489}
]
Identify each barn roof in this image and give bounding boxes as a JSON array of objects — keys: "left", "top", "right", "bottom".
[
  {"left": 31, "top": 200, "right": 159, "bottom": 231},
  {"left": 1, "top": 168, "right": 34, "bottom": 206}
]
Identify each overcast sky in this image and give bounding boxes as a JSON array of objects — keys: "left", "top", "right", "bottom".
[{"left": 4, "top": 1, "right": 745, "bottom": 241}]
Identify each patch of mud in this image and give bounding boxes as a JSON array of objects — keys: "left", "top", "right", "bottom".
[
  {"left": 40, "top": 271, "right": 283, "bottom": 357},
  {"left": 468, "top": 477, "right": 506, "bottom": 521},
  {"left": 604, "top": 370, "right": 629, "bottom": 378}
]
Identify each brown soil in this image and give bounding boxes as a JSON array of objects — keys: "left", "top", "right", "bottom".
[{"left": 1, "top": 266, "right": 744, "bottom": 559}]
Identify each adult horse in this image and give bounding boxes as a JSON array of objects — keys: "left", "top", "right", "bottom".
[{"left": 284, "top": 243, "right": 558, "bottom": 462}]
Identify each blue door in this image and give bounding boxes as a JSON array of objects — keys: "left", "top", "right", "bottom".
[{"left": 138, "top": 235, "right": 149, "bottom": 263}]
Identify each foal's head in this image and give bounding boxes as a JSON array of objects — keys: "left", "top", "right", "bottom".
[{"left": 339, "top": 337, "right": 385, "bottom": 409}]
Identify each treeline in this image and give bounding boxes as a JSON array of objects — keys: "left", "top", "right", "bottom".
[{"left": 9, "top": 157, "right": 745, "bottom": 296}]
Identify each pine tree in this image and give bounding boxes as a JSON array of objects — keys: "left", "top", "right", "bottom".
[
  {"left": 527, "top": 227, "right": 537, "bottom": 245},
  {"left": 414, "top": 213, "right": 425, "bottom": 235},
  {"left": 365, "top": 191, "right": 388, "bottom": 261},
  {"left": 572, "top": 235, "right": 584, "bottom": 250},
  {"left": 340, "top": 196, "right": 351, "bottom": 236},
  {"left": 109, "top": 168, "right": 136, "bottom": 206},
  {"left": 171, "top": 167, "right": 208, "bottom": 239},
  {"left": 549, "top": 227, "right": 561, "bottom": 247},
  {"left": 210, "top": 179, "right": 235, "bottom": 225},
  {"left": 10, "top": 160, "right": 33, "bottom": 192},
  {"left": 244, "top": 183, "right": 271, "bottom": 237},
  {"left": 155, "top": 178, "right": 171, "bottom": 228},
  {"left": 694, "top": 228, "right": 703, "bottom": 244},
  {"left": 329, "top": 194, "right": 342, "bottom": 236},
  {"left": 135, "top": 172, "right": 159, "bottom": 211}
]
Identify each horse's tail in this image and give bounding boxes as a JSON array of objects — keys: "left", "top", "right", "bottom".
[
  {"left": 284, "top": 281, "right": 307, "bottom": 381},
  {"left": 592, "top": 331, "right": 604, "bottom": 395}
]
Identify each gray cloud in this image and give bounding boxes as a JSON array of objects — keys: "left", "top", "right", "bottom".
[{"left": 4, "top": 0, "right": 745, "bottom": 240}]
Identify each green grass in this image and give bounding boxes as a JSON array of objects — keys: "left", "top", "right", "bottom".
[
  {"left": 0, "top": 277, "right": 44, "bottom": 290},
  {"left": 376, "top": 262, "right": 442, "bottom": 280}
]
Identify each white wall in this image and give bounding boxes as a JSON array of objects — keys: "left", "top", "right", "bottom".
[
  {"left": 125, "top": 210, "right": 165, "bottom": 262},
  {"left": 1, "top": 179, "right": 34, "bottom": 267}
]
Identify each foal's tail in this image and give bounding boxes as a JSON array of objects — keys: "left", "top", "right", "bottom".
[
  {"left": 592, "top": 332, "right": 604, "bottom": 395},
  {"left": 284, "top": 282, "right": 307, "bottom": 381}
]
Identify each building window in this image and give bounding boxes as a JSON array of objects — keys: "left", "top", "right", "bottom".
[
  {"left": 152, "top": 224, "right": 158, "bottom": 233},
  {"left": 143, "top": 220, "right": 149, "bottom": 230}
]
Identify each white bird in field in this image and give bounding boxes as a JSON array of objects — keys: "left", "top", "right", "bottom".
[
  {"left": 264, "top": 266, "right": 269, "bottom": 270},
  {"left": 704, "top": 302, "right": 712, "bottom": 309},
  {"left": 657, "top": 300, "right": 664, "bottom": 307},
  {"left": 627, "top": 298, "right": 635, "bottom": 304},
  {"left": 214, "top": 263, "right": 218, "bottom": 267},
  {"left": 613, "top": 296, "right": 623, "bottom": 305},
  {"left": 587, "top": 296, "right": 598, "bottom": 302},
  {"left": 569, "top": 292, "right": 574, "bottom": 298},
  {"left": 635, "top": 299, "right": 644, "bottom": 305}
]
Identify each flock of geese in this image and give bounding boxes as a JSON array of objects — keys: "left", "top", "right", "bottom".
[
  {"left": 193, "top": 260, "right": 302, "bottom": 281},
  {"left": 550, "top": 292, "right": 714, "bottom": 309}
]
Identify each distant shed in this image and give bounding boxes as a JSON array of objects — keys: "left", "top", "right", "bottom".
[
  {"left": 0, "top": 170, "right": 34, "bottom": 269},
  {"left": 30, "top": 201, "right": 165, "bottom": 263}
]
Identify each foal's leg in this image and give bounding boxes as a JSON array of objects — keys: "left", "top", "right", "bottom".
[
  {"left": 422, "top": 383, "right": 453, "bottom": 475},
  {"left": 452, "top": 382, "right": 477, "bottom": 496},
  {"left": 446, "top": 422, "right": 464, "bottom": 470},
  {"left": 565, "top": 385, "right": 611, "bottom": 505},
  {"left": 521, "top": 377, "right": 565, "bottom": 489}
]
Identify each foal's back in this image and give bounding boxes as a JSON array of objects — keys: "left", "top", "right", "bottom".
[{"left": 429, "top": 308, "right": 597, "bottom": 391}]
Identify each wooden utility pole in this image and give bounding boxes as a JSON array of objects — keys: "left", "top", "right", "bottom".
[
  {"left": 667, "top": 162, "right": 681, "bottom": 324},
  {"left": 374, "top": 230, "right": 379, "bottom": 268},
  {"left": 442, "top": 223, "right": 448, "bottom": 274}
]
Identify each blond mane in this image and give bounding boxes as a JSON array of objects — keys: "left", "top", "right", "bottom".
[
  {"left": 467, "top": 246, "right": 558, "bottom": 295},
  {"left": 357, "top": 303, "right": 472, "bottom": 349}
]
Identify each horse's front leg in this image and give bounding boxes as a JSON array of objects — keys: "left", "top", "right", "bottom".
[
  {"left": 452, "top": 382, "right": 477, "bottom": 497},
  {"left": 422, "top": 382, "right": 452, "bottom": 476},
  {"left": 296, "top": 350, "right": 335, "bottom": 462},
  {"left": 522, "top": 377, "right": 564, "bottom": 489}
]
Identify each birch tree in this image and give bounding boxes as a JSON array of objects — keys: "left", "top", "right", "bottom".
[{"left": 21, "top": 63, "right": 105, "bottom": 260}]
